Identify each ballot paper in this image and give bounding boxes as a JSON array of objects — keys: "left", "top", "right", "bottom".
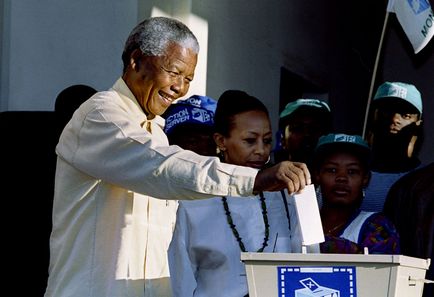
[{"left": 293, "top": 184, "right": 325, "bottom": 246}]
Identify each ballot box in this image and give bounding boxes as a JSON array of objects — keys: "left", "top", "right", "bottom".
[{"left": 241, "top": 252, "right": 430, "bottom": 297}]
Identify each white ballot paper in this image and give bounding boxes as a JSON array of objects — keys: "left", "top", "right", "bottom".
[{"left": 293, "top": 184, "right": 325, "bottom": 246}]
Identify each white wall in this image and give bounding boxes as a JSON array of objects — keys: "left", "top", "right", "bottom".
[
  {"left": 0, "top": 0, "right": 210, "bottom": 110},
  {"left": 1, "top": 0, "right": 140, "bottom": 111}
]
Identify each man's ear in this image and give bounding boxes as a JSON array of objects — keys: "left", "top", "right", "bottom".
[
  {"left": 407, "top": 135, "right": 418, "bottom": 158},
  {"left": 408, "top": 119, "right": 422, "bottom": 157},
  {"left": 130, "top": 49, "right": 143, "bottom": 71}
]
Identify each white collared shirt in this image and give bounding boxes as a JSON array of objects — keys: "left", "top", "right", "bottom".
[{"left": 45, "top": 78, "right": 258, "bottom": 297}]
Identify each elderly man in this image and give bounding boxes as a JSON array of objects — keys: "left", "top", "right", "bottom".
[{"left": 44, "top": 17, "right": 310, "bottom": 297}]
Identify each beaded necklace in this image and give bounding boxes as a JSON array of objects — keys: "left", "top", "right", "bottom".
[
  {"left": 221, "top": 192, "right": 269, "bottom": 252},
  {"left": 280, "top": 190, "right": 291, "bottom": 232}
]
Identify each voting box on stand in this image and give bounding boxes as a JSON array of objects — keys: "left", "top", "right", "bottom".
[{"left": 241, "top": 252, "right": 430, "bottom": 297}]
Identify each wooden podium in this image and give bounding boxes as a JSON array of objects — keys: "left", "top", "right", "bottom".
[{"left": 241, "top": 252, "right": 430, "bottom": 297}]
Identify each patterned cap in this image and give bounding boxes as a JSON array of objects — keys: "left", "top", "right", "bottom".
[
  {"left": 316, "top": 133, "right": 369, "bottom": 150},
  {"left": 314, "top": 133, "right": 371, "bottom": 165},
  {"left": 373, "top": 82, "right": 422, "bottom": 115},
  {"left": 280, "top": 98, "right": 331, "bottom": 119},
  {"left": 177, "top": 95, "right": 217, "bottom": 113},
  {"left": 163, "top": 95, "right": 217, "bottom": 135}
]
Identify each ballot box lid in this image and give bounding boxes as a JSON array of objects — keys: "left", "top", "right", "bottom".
[{"left": 240, "top": 252, "right": 430, "bottom": 270}]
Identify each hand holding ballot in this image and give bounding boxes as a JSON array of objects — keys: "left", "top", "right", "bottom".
[{"left": 253, "top": 161, "right": 311, "bottom": 194}]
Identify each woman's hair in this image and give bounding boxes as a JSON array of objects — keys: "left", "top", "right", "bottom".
[
  {"left": 214, "top": 90, "right": 269, "bottom": 137},
  {"left": 121, "top": 17, "right": 199, "bottom": 73}
]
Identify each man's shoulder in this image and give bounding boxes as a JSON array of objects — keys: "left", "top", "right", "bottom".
[
  {"left": 81, "top": 88, "right": 144, "bottom": 120},
  {"left": 391, "top": 163, "right": 434, "bottom": 190},
  {"left": 79, "top": 89, "right": 121, "bottom": 110}
]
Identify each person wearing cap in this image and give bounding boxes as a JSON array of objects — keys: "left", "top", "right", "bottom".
[
  {"left": 168, "top": 90, "right": 309, "bottom": 297},
  {"left": 162, "top": 95, "right": 217, "bottom": 156},
  {"left": 314, "top": 133, "right": 400, "bottom": 254},
  {"left": 362, "top": 81, "right": 424, "bottom": 212},
  {"left": 275, "top": 98, "right": 332, "bottom": 171}
]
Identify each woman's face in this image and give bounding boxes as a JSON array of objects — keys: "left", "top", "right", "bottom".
[
  {"left": 216, "top": 110, "right": 272, "bottom": 169},
  {"left": 316, "top": 152, "right": 369, "bottom": 207}
]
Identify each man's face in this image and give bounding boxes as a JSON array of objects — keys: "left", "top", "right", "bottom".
[
  {"left": 375, "top": 101, "right": 421, "bottom": 134},
  {"left": 388, "top": 112, "right": 419, "bottom": 134},
  {"left": 283, "top": 110, "right": 330, "bottom": 163},
  {"left": 124, "top": 42, "right": 198, "bottom": 119},
  {"left": 285, "top": 115, "right": 323, "bottom": 149}
]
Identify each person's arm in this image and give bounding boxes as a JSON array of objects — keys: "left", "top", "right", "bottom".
[
  {"left": 58, "top": 94, "right": 310, "bottom": 200},
  {"left": 57, "top": 96, "right": 256, "bottom": 200},
  {"left": 168, "top": 203, "right": 198, "bottom": 297}
]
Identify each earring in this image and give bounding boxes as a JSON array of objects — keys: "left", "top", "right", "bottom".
[
  {"left": 265, "top": 155, "right": 271, "bottom": 165},
  {"left": 216, "top": 147, "right": 225, "bottom": 160},
  {"left": 315, "top": 185, "right": 322, "bottom": 197},
  {"left": 315, "top": 185, "right": 323, "bottom": 208}
]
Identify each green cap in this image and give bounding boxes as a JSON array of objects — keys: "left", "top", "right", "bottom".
[
  {"left": 373, "top": 82, "right": 422, "bottom": 115},
  {"left": 314, "top": 133, "right": 371, "bottom": 167},
  {"left": 279, "top": 98, "right": 331, "bottom": 119},
  {"left": 316, "top": 133, "right": 369, "bottom": 150}
]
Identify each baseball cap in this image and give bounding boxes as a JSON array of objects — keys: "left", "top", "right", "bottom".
[
  {"left": 314, "top": 133, "right": 371, "bottom": 167},
  {"left": 163, "top": 95, "right": 217, "bottom": 135},
  {"left": 373, "top": 82, "right": 422, "bottom": 115},
  {"left": 280, "top": 98, "right": 331, "bottom": 119},
  {"left": 177, "top": 95, "right": 217, "bottom": 113}
]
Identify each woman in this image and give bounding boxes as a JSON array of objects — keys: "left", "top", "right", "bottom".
[
  {"left": 314, "top": 133, "right": 400, "bottom": 254},
  {"left": 168, "top": 90, "right": 303, "bottom": 297}
]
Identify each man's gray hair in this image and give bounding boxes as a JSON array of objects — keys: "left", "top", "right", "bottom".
[{"left": 122, "top": 17, "right": 199, "bottom": 73}]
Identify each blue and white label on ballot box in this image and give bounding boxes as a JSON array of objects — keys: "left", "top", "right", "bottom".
[{"left": 278, "top": 266, "right": 357, "bottom": 297}]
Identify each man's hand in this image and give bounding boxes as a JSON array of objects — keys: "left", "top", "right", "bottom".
[{"left": 253, "top": 161, "right": 311, "bottom": 194}]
